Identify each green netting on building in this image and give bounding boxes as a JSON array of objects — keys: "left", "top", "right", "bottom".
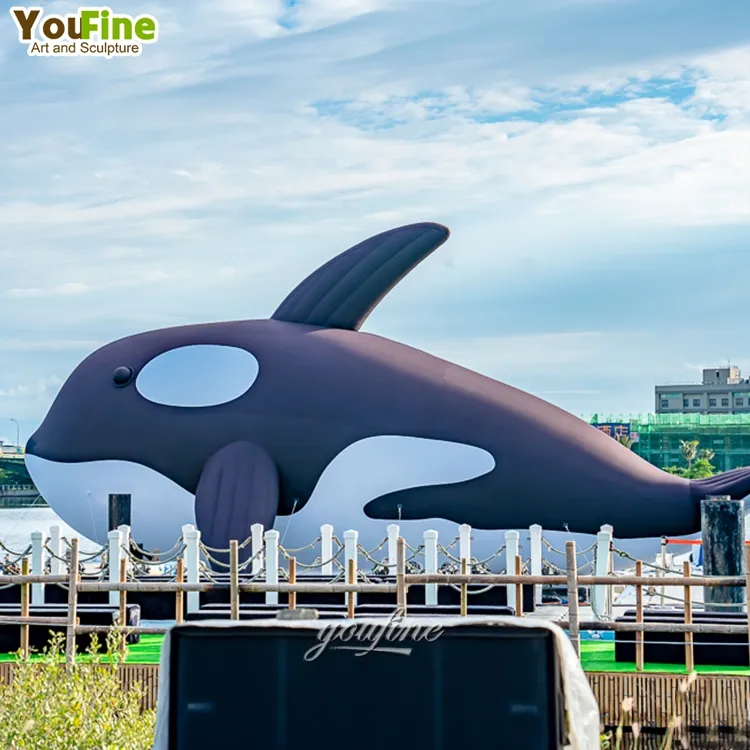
[{"left": 586, "top": 413, "right": 750, "bottom": 472}]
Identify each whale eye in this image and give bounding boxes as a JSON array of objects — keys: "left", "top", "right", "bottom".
[
  {"left": 112, "top": 366, "right": 134, "bottom": 387},
  {"left": 135, "top": 345, "right": 259, "bottom": 407}
]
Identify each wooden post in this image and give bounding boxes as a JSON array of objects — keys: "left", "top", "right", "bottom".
[
  {"left": 175, "top": 558, "right": 184, "bottom": 624},
  {"left": 460, "top": 558, "right": 468, "bottom": 617},
  {"left": 396, "top": 537, "right": 406, "bottom": 613},
  {"left": 684, "top": 560, "right": 694, "bottom": 672},
  {"left": 565, "top": 541, "right": 579, "bottom": 656},
  {"left": 20, "top": 557, "right": 29, "bottom": 658},
  {"left": 289, "top": 557, "right": 297, "bottom": 611},
  {"left": 347, "top": 558, "right": 355, "bottom": 619},
  {"left": 515, "top": 555, "right": 523, "bottom": 617},
  {"left": 635, "top": 560, "right": 644, "bottom": 672},
  {"left": 230, "top": 540, "right": 239, "bottom": 621},
  {"left": 65, "top": 538, "right": 79, "bottom": 666},
  {"left": 701, "top": 496, "right": 745, "bottom": 612}
]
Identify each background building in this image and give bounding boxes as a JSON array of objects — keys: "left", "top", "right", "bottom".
[{"left": 655, "top": 366, "right": 750, "bottom": 414}]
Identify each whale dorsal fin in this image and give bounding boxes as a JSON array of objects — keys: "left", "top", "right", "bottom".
[{"left": 271, "top": 222, "right": 450, "bottom": 331}]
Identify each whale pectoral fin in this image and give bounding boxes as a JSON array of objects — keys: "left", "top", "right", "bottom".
[
  {"left": 194, "top": 441, "right": 279, "bottom": 567},
  {"left": 271, "top": 222, "right": 450, "bottom": 331}
]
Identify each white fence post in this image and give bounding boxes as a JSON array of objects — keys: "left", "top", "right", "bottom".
[
  {"left": 344, "top": 530, "right": 358, "bottom": 606},
  {"left": 459, "top": 524, "right": 471, "bottom": 568},
  {"left": 265, "top": 530, "right": 279, "bottom": 606},
  {"left": 529, "top": 524, "right": 543, "bottom": 606},
  {"left": 505, "top": 530, "right": 519, "bottom": 611},
  {"left": 602, "top": 524, "right": 614, "bottom": 617},
  {"left": 118, "top": 524, "right": 131, "bottom": 575},
  {"left": 182, "top": 524, "right": 201, "bottom": 614},
  {"left": 592, "top": 526, "right": 613, "bottom": 618},
  {"left": 424, "top": 530, "right": 438, "bottom": 606},
  {"left": 387, "top": 524, "right": 399, "bottom": 576},
  {"left": 108, "top": 529, "right": 122, "bottom": 607},
  {"left": 31, "top": 531, "right": 43, "bottom": 605},
  {"left": 49, "top": 526, "right": 61, "bottom": 576},
  {"left": 251, "top": 523, "right": 264, "bottom": 576},
  {"left": 320, "top": 524, "right": 333, "bottom": 577}
]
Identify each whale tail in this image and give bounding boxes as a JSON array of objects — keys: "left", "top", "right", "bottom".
[{"left": 690, "top": 467, "right": 750, "bottom": 503}]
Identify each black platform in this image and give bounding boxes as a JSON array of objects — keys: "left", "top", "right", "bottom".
[
  {"left": 614, "top": 608, "right": 749, "bottom": 666},
  {"left": 185, "top": 602, "right": 516, "bottom": 622},
  {"left": 0, "top": 603, "right": 141, "bottom": 652}
]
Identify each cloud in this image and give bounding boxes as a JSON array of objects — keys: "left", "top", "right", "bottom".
[
  {"left": 6, "top": 282, "right": 91, "bottom": 298},
  {"left": 0, "top": 377, "right": 64, "bottom": 399},
  {"left": 0, "top": 339, "right": 102, "bottom": 352},
  {"left": 1, "top": 0, "right": 749, "bottom": 430}
]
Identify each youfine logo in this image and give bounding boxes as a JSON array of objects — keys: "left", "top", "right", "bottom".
[{"left": 10, "top": 6, "right": 159, "bottom": 58}]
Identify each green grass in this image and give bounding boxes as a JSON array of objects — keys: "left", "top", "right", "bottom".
[
  {"left": 0, "top": 634, "right": 165, "bottom": 664},
  {"left": 580, "top": 640, "right": 750, "bottom": 675}
]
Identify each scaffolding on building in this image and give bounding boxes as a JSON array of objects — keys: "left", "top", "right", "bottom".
[{"left": 587, "top": 413, "right": 750, "bottom": 472}]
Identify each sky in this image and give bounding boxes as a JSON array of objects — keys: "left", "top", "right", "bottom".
[{"left": 0, "top": 0, "right": 749, "bottom": 447}]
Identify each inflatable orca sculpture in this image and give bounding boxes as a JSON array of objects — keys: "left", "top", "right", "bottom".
[{"left": 24, "top": 223, "right": 750, "bottom": 560}]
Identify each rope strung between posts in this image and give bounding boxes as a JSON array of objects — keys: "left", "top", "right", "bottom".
[
  {"left": 612, "top": 546, "right": 707, "bottom": 578},
  {"left": 365, "top": 537, "right": 388, "bottom": 555},
  {"left": 626, "top": 587, "right": 747, "bottom": 609},
  {"left": 356, "top": 543, "right": 389, "bottom": 570},
  {"left": 282, "top": 537, "right": 322, "bottom": 554},
  {"left": 199, "top": 544, "right": 262, "bottom": 573},
  {"left": 0, "top": 541, "right": 32, "bottom": 559},
  {"left": 442, "top": 535, "right": 460, "bottom": 551},
  {"left": 437, "top": 543, "right": 507, "bottom": 565},
  {"left": 448, "top": 583, "right": 497, "bottom": 595},
  {"left": 128, "top": 536, "right": 186, "bottom": 560},
  {"left": 200, "top": 532, "right": 255, "bottom": 554},
  {"left": 542, "top": 538, "right": 596, "bottom": 557},
  {"left": 405, "top": 544, "right": 424, "bottom": 564}
]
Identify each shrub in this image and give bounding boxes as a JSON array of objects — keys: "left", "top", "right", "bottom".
[{"left": 0, "top": 630, "right": 155, "bottom": 749}]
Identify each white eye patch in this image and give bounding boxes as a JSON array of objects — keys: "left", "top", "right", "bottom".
[{"left": 135, "top": 345, "right": 259, "bottom": 407}]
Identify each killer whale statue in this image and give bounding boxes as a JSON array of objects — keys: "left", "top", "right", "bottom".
[{"left": 24, "top": 222, "right": 750, "bottom": 565}]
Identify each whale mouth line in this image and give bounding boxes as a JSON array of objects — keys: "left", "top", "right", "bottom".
[{"left": 24, "top": 454, "right": 196, "bottom": 549}]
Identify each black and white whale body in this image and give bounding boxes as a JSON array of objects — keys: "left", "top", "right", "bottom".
[{"left": 24, "top": 223, "right": 750, "bottom": 562}]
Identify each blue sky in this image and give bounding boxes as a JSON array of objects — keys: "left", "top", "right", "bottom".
[{"left": 1, "top": 0, "right": 749, "bottom": 446}]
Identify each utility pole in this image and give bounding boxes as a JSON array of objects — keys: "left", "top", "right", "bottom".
[{"left": 9, "top": 419, "right": 20, "bottom": 450}]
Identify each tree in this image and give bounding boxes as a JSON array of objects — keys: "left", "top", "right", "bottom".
[
  {"left": 616, "top": 435, "right": 635, "bottom": 450},
  {"left": 680, "top": 440, "right": 699, "bottom": 471},
  {"left": 664, "top": 441, "right": 716, "bottom": 479}
]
